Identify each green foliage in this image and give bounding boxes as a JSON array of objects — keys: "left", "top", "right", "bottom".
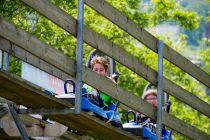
[
  {"left": 107, "top": 0, "right": 149, "bottom": 27},
  {"left": 171, "top": 9, "right": 200, "bottom": 30},
  {"left": 8, "top": 56, "right": 21, "bottom": 76},
  {"left": 180, "top": 0, "right": 210, "bottom": 46},
  {"left": 198, "top": 47, "right": 210, "bottom": 74},
  {"left": 149, "top": 0, "right": 200, "bottom": 30},
  {"left": 1, "top": 0, "right": 210, "bottom": 139}
]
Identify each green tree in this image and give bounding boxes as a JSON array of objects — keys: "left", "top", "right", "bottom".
[
  {"left": 1, "top": 0, "right": 209, "bottom": 139},
  {"left": 180, "top": 0, "right": 210, "bottom": 46}
]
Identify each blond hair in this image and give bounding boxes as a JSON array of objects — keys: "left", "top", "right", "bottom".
[
  {"left": 142, "top": 89, "right": 157, "bottom": 100},
  {"left": 90, "top": 56, "right": 109, "bottom": 71}
]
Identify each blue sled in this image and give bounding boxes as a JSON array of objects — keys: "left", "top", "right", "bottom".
[
  {"left": 142, "top": 126, "right": 172, "bottom": 140},
  {"left": 123, "top": 121, "right": 172, "bottom": 139},
  {"left": 51, "top": 79, "right": 122, "bottom": 126},
  {"left": 123, "top": 110, "right": 172, "bottom": 139},
  {"left": 81, "top": 87, "right": 121, "bottom": 124},
  {"left": 81, "top": 95, "right": 121, "bottom": 124}
]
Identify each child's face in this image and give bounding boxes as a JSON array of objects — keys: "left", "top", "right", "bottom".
[
  {"left": 145, "top": 94, "right": 157, "bottom": 106},
  {"left": 92, "top": 63, "right": 106, "bottom": 76}
]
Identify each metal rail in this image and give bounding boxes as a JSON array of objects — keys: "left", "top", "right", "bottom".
[
  {"left": 3, "top": 52, "right": 9, "bottom": 71},
  {"left": 75, "top": 0, "right": 84, "bottom": 114},
  {"left": 8, "top": 104, "right": 30, "bottom": 140},
  {"left": 0, "top": 50, "right": 2, "bottom": 68},
  {"left": 157, "top": 40, "right": 164, "bottom": 140},
  {"left": 1, "top": 52, "right": 30, "bottom": 140}
]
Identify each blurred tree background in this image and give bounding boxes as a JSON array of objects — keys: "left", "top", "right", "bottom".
[{"left": 0, "top": 0, "right": 209, "bottom": 139}]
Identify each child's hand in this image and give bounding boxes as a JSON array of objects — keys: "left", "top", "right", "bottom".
[{"left": 107, "top": 76, "right": 116, "bottom": 83}]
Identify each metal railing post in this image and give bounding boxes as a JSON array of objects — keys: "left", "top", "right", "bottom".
[
  {"left": 3, "top": 52, "right": 9, "bottom": 71},
  {"left": 8, "top": 104, "right": 29, "bottom": 140},
  {"left": 75, "top": 0, "right": 84, "bottom": 114},
  {"left": 2, "top": 51, "right": 30, "bottom": 140},
  {"left": 157, "top": 40, "right": 164, "bottom": 140},
  {"left": 0, "top": 50, "right": 2, "bottom": 69}
]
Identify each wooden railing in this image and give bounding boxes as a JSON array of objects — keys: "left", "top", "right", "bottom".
[
  {"left": 84, "top": 0, "right": 210, "bottom": 88},
  {"left": 0, "top": 0, "right": 209, "bottom": 139}
]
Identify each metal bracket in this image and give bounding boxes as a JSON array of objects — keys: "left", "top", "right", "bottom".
[{"left": 8, "top": 103, "right": 30, "bottom": 140}]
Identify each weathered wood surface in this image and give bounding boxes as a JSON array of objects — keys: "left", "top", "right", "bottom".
[
  {"left": 0, "top": 35, "right": 155, "bottom": 126},
  {"left": 0, "top": 38, "right": 210, "bottom": 140},
  {"left": 0, "top": 0, "right": 208, "bottom": 138},
  {"left": 84, "top": 67, "right": 210, "bottom": 140},
  {"left": 59, "top": 131, "right": 89, "bottom": 140},
  {"left": 0, "top": 70, "right": 138, "bottom": 140},
  {"left": 2, "top": 1, "right": 210, "bottom": 118},
  {"left": 84, "top": 0, "right": 210, "bottom": 88},
  {"left": 0, "top": 19, "right": 75, "bottom": 78},
  {"left": 0, "top": 37, "right": 73, "bottom": 82}
]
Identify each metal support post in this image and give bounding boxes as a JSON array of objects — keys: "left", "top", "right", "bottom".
[
  {"left": 8, "top": 104, "right": 29, "bottom": 140},
  {"left": 2, "top": 52, "right": 29, "bottom": 140},
  {"left": 75, "top": 0, "right": 84, "bottom": 114},
  {"left": 3, "top": 51, "right": 9, "bottom": 71},
  {"left": 0, "top": 50, "right": 2, "bottom": 68},
  {"left": 156, "top": 40, "right": 164, "bottom": 140}
]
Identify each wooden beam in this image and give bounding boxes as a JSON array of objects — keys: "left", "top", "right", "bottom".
[
  {"left": 0, "top": 37, "right": 73, "bottom": 82},
  {"left": 0, "top": 15, "right": 210, "bottom": 139},
  {"left": 59, "top": 131, "right": 89, "bottom": 140},
  {"left": 0, "top": 36, "right": 156, "bottom": 123},
  {"left": 84, "top": 0, "right": 210, "bottom": 88},
  {"left": 0, "top": 70, "right": 138, "bottom": 140},
  {"left": 0, "top": 18, "right": 75, "bottom": 78},
  {"left": 0, "top": 36, "right": 205, "bottom": 138},
  {"left": 83, "top": 67, "right": 210, "bottom": 140},
  {"left": 162, "top": 111, "right": 210, "bottom": 140},
  {"left": 3, "top": 0, "right": 210, "bottom": 118},
  {"left": 0, "top": 68, "right": 210, "bottom": 140},
  {"left": 0, "top": 39, "right": 209, "bottom": 140}
]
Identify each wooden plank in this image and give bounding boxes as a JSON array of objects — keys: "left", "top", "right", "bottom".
[
  {"left": 0, "top": 37, "right": 73, "bottom": 82},
  {"left": 4, "top": 0, "right": 210, "bottom": 118},
  {"left": 0, "top": 70, "right": 138, "bottom": 140},
  {"left": 0, "top": 36, "right": 156, "bottom": 124},
  {"left": 162, "top": 112, "right": 210, "bottom": 140},
  {"left": 1, "top": 69, "right": 210, "bottom": 140},
  {"left": 0, "top": 17, "right": 75, "bottom": 78},
  {"left": 83, "top": 67, "right": 210, "bottom": 140},
  {"left": 0, "top": 41, "right": 209, "bottom": 140},
  {"left": 0, "top": 36, "right": 209, "bottom": 139},
  {"left": 1, "top": 40, "right": 209, "bottom": 140},
  {"left": 59, "top": 131, "right": 89, "bottom": 140},
  {"left": 84, "top": 0, "right": 210, "bottom": 88},
  {"left": 0, "top": 36, "right": 206, "bottom": 139},
  {"left": 0, "top": 17, "right": 210, "bottom": 139}
]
